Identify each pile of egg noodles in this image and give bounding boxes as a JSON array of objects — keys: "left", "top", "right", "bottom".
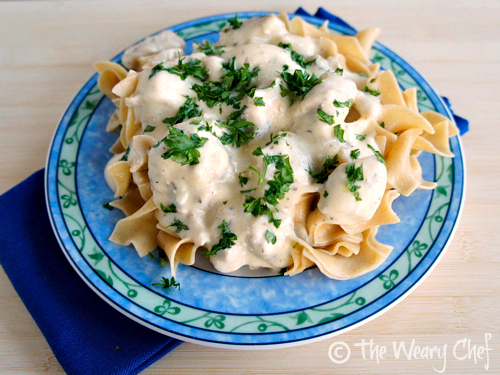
[{"left": 95, "top": 14, "right": 457, "bottom": 279}]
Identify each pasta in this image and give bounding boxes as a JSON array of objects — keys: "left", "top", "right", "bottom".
[{"left": 96, "top": 14, "right": 457, "bottom": 279}]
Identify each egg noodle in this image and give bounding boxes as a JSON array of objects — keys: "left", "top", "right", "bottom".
[{"left": 95, "top": 14, "right": 457, "bottom": 279}]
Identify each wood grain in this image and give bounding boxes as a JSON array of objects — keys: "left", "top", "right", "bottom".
[{"left": 1, "top": 1, "right": 499, "bottom": 374}]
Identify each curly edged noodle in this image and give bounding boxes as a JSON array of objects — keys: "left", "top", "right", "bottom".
[{"left": 95, "top": 13, "right": 458, "bottom": 280}]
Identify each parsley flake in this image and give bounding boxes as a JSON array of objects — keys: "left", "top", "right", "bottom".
[
  {"left": 225, "top": 15, "right": 243, "bottom": 32},
  {"left": 278, "top": 42, "right": 316, "bottom": 69},
  {"left": 333, "top": 98, "right": 353, "bottom": 108},
  {"left": 367, "top": 144, "right": 386, "bottom": 165},
  {"left": 356, "top": 134, "right": 367, "bottom": 141},
  {"left": 334, "top": 67, "right": 344, "bottom": 75},
  {"left": 194, "top": 41, "right": 225, "bottom": 56},
  {"left": 265, "top": 230, "right": 277, "bottom": 245},
  {"left": 148, "top": 248, "right": 169, "bottom": 267},
  {"left": 203, "top": 220, "right": 237, "bottom": 257},
  {"left": 323, "top": 190, "right": 329, "bottom": 198},
  {"left": 238, "top": 173, "right": 248, "bottom": 187},
  {"left": 345, "top": 163, "right": 364, "bottom": 201},
  {"left": 215, "top": 106, "right": 256, "bottom": 147},
  {"left": 279, "top": 69, "right": 322, "bottom": 99},
  {"left": 160, "top": 203, "right": 177, "bottom": 213},
  {"left": 253, "top": 96, "right": 265, "bottom": 106},
  {"left": 362, "top": 86, "right": 381, "bottom": 96},
  {"left": 308, "top": 155, "right": 339, "bottom": 183},
  {"left": 163, "top": 96, "right": 201, "bottom": 125},
  {"left": 265, "top": 132, "right": 288, "bottom": 146},
  {"left": 150, "top": 57, "right": 208, "bottom": 81},
  {"left": 192, "top": 57, "right": 258, "bottom": 108},
  {"left": 350, "top": 149, "right": 361, "bottom": 159},
  {"left": 243, "top": 196, "right": 281, "bottom": 228},
  {"left": 152, "top": 276, "right": 180, "bottom": 291},
  {"left": 334, "top": 124, "right": 345, "bottom": 142},
  {"left": 316, "top": 109, "right": 334, "bottom": 125},
  {"left": 160, "top": 126, "right": 208, "bottom": 165},
  {"left": 168, "top": 219, "right": 189, "bottom": 233},
  {"left": 103, "top": 202, "right": 114, "bottom": 211},
  {"left": 120, "top": 146, "right": 130, "bottom": 161},
  {"left": 144, "top": 125, "right": 155, "bottom": 133}
]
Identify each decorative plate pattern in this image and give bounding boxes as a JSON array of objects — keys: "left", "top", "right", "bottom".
[{"left": 46, "top": 12, "right": 464, "bottom": 348}]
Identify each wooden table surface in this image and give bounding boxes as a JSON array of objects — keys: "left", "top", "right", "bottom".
[{"left": 1, "top": 1, "right": 499, "bottom": 374}]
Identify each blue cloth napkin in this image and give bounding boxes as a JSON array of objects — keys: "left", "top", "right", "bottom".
[{"left": 0, "top": 170, "right": 182, "bottom": 375}]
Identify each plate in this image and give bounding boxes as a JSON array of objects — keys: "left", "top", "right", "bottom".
[{"left": 46, "top": 11, "right": 465, "bottom": 348}]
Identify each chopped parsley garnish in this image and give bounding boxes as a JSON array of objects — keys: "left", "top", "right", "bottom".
[
  {"left": 253, "top": 97, "right": 265, "bottom": 106},
  {"left": 120, "top": 146, "right": 130, "bottom": 161},
  {"left": 215, "top": 106, "right": 256, "bottom": 147},
  {"left": 370, "top": 78, "right": 377, "bottom": 83},
  {"left": 334, "top": 67, "right": 344, "bottom": 75},
  {"left": 345, "top": 163, "right": 364, "bottom": 201},
  {"left": 163, "top": 96, "right": 201, "bottom": 125},
  {"left": 355, "top": 134, "right": 367, "bottom": 141},
  {"left": 367, "top": 144, "right": 386, "bottom": 165},
  {"left": 203, "top": 220, "right": 237, "bottom": 257},
  {"left": 362, "top": 86, "right": 381, "bottom": 96},
  {"left": 308, "top": 154, "right": 339, "bottom": 183},
  {"left": 265, "top": 230, "right": 277, "bottom": 245},
  {"left": 160, "top": 126, "right": 208, "bottom": 165},
  {"left": 190, "top": 116, "right": 202, "bottom": 125},
  {"left": 160, "top": 203, "right": 177, "bottom": 213},
  {"left": 278, "top": 42, "right": 316, "bottom": 69},
  {"left": 194, "top": 40, "right": 225, "bottom": 56},
  {"left": 150, "top": 57, "right": 208, "bottom": 80},
  {"left": 152, "top": 276, "right": 180, "bottom": 291},
  {"left": 265, "top": 132, "right": 288, "bottom": 146},
  {"left": 197, "top": 122, "right": 212, "bottom": 132},
  {"left": 240, "top": 188, "right": 256, "bottom": 193},
  {"left": 323, "top": 190, "right": 329, "bottom": 198},
  {"left": 225, "top": 15, "right": 243, "bottom": 32},
  {"left": 103, "top": 202, "right": 114, "bottom": 211},
  {"left": 333, "top": 124, "right": 345, "bottom": 142},
  {"left": 144, "top": 125, "right": 155, "bottom": 133},
  {"left": 192, "top": 57, "right": 258, "bottom": 108},
  {"left": 243, "top": 196, "right": 281, "bottom": 228},
  {"left": 238, "top": 173, "right": 248, "bottom": 187},
  {"left": 148, "top": 248, "right": 169, "bottom": 267},
  {"left": 168, "top": 219, "right": 189, "bottom": 233},
  {"left": 279, "top": 69, "right": 322, "bottom": 99},
  {"left": 316, "top": 109, "right": 334, "bottom": 125},
  {"left": 248, "top": 152, "right": 295, "bottom": 208},
  {"left": 263, "top": 155, "right": 294, "bottom": 207},
  {"left": 379, "top": 121, "right": 385, "bottom": 129},
  {"left": 243, "top": 196, "right": 267, "bottom": 216},
  {"left": 333, "top": 98, "right": 353, "bottom": 108},
  {"left": 350, "top": 149, "right": 361, "bottom": 159}
]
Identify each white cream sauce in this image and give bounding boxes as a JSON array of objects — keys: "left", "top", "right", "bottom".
[{"left": 121, "top": 14, "right": 386, "bottom": 273}]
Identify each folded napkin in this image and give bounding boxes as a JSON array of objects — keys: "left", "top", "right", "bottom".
[
  {"left": 0, "top": 8, "right": 469, "bottom": 375},
  {"left": 0, "top": 170, "right": 182, "bottom": 375}
]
